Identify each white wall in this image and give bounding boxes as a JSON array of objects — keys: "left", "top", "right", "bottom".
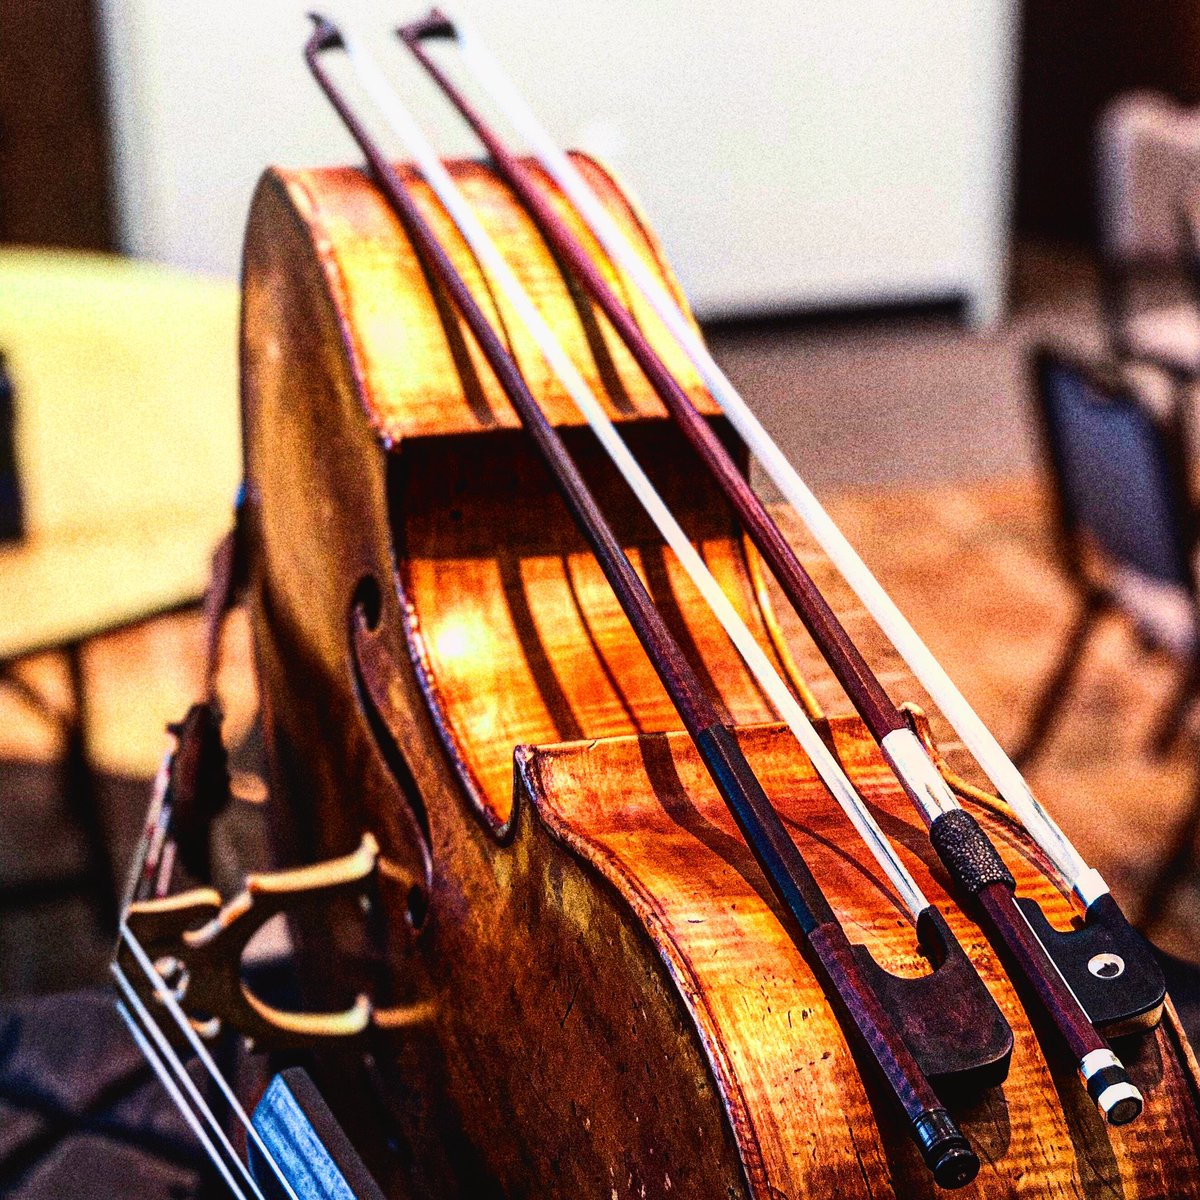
[{"left": 97, "top": 1, "right": 1018, "bottom": 323}]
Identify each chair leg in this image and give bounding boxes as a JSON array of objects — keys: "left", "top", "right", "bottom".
[
  {"left": 1011, "top": 596, "right": 1102, "bottom": 770},
  {"left": 61, "top": 641, "right": 119, "bottom": 930},
  {"left": 1137, "top": 766, "right": 1200, "bottom": 932},
  {"left": 1149, "top": 656, "right": 1200, "bottom": 759}
]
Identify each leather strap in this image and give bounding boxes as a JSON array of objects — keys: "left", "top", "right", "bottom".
[{"left": 201, "top": 500, "right": 248, "bottom": 705}]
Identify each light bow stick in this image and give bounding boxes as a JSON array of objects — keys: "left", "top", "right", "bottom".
[{"left": 394, "top": 5, "right": 1164, "bottom": 1124}]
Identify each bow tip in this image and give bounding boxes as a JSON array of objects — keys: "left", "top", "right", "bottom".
[
  {"left": 306, "top": 11, "right": 344, "bottom": 52},
  {"left": 397, "top": 8, "right": 458, "bottom": 43}
]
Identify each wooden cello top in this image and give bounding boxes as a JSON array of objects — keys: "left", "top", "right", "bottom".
[
  {"left": 240, "top": 152, "right": 1200, "bottom": 1198},
  {"left": 253, "top": 154, "right": 713, "bottom": 443}
]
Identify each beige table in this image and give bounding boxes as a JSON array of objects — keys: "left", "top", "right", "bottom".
[{"left": 0, "top": 248, "right": 240, "bottom": 919}]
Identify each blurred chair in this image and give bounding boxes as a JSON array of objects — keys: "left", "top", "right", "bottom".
[
  {"left": 0, "top": 248, "right": 240, "bottom": 930},
  {"left": 1017, "top": 346, "right": 1200, "bottom": 767},
  {"left": 1018, "top": 346, "right": 1200, "bottom": 919},
  {"left": 1095, "top": 93, "right": 1200, "bottom": 375},
  {"left": 0, "top": 351, "right": 22, "bottom": 541}
]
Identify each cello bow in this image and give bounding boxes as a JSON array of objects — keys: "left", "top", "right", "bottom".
[
  {"left": 394, "top": 7, "right": 1161, "bottom": 1124},
  {"left": 306, "top": 14, "right": 987, "bottom": 1188},
  {"left": 305, "top": 12, "right": 1016, "bottom": 1103},
  {"left": 416, "top": 8, "right": 1164, "bottom": 954}
]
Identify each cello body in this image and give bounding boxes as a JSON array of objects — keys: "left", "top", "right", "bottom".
[{"left": 239, "top": 156, "right": 1200, "bottom": 1198}]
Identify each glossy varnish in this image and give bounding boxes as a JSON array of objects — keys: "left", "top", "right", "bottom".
[{"left": 240, "top": 154, "right": 1200, "bottom": 1197}]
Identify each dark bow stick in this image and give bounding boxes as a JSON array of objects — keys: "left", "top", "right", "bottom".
[
  {"left": 306, "top": 15, "right": 980, "bottom": 1187},
  {"left": 396, "top": 9, "right": 1150, "bottom": 1126}
]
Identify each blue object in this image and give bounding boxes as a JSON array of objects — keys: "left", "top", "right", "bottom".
[
  {"left": 1038, "top": 354, "right": 1193, "bottom": 585},
  {"left": 250, "top": 1068, "right": 385, "bottom": 1200}
]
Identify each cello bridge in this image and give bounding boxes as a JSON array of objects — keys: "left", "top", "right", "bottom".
[{"left": 114, "top": 833, "right": 434, "bottom": 1051}]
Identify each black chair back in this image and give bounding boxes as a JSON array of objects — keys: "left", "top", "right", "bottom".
[
  {"left": 0, "top": 352, "right": 22, "bottom": 543},
  {"left": 1033, "top": 348, "right": 1196, "bottom": 589}
]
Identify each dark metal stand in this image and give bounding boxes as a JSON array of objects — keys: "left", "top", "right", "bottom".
[{"left": 1011, "top": 590, "right": 1109, "bottom": 769}]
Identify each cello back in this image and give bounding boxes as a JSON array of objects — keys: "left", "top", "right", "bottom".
[{"left": 240, "top": 155, "right": 1200, "bottom": 1197}]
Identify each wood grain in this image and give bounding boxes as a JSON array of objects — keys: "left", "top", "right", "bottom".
[{"left": 240, "top": 155, "right": 1200, "bottom": 1198}]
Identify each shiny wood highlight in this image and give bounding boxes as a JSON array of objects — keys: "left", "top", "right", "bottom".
[{"left": 240, "top": 155, "right": 1200, "bottom": 1198}]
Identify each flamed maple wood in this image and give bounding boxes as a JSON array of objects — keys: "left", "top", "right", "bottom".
[{"left": 239, "top": 154, "right": 1200, "bottom": 1198}]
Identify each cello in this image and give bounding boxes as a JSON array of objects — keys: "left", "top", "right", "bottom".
[{"left": 118, "top": 11, "right": 1200, "bottom": 1198}]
